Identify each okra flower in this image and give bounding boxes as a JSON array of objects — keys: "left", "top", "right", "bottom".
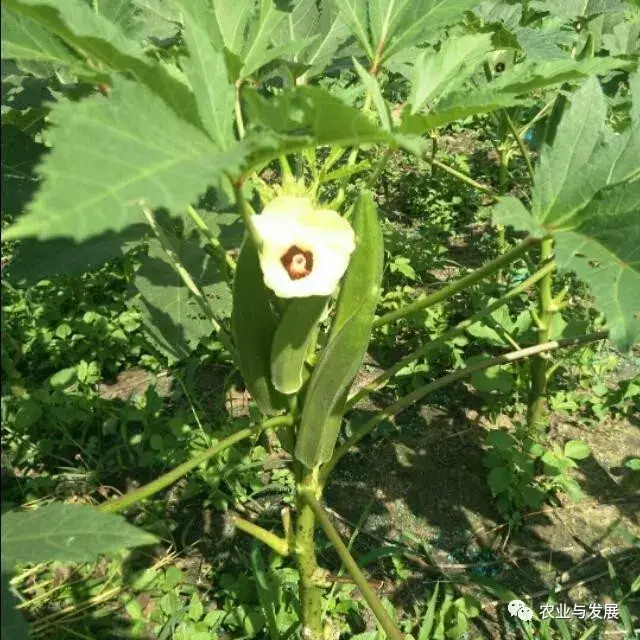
[{"left": 253, "top": 196, "right": 356, "bottom": 298}]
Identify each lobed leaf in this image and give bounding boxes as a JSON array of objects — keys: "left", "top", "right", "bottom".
[
  {"left": 408, "top": 34, "right": 493, "bottom": 114},
  {"left": 4, "top": 0, "right": 202, "bottom": 127},
  {"left": 130, "top": 230, "right": 232, "bottom": 363},
  {"left": 3, "top": 77, "right": 246, "bottom": 244},
  {"left": 1, "top": 5, "right": 80, "bottom": 67},
  {"left": 172, "top": 0, "right": 235, "bottom": 149},
  {"left": 492, "top": 78, "right": 640, "bottom": 349}
]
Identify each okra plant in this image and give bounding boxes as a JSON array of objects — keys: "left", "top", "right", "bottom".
[{"left": 2, "top": 0, "right": 638, "bottom": 637}]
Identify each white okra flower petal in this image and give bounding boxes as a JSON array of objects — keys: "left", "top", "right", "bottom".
[{"left": 253, "top": 196, "right": 356, "bottom": 298}]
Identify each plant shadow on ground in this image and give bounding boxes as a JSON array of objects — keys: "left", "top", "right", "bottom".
[{"left": 324, "top": 387, "right": 640, "bottom": 637}]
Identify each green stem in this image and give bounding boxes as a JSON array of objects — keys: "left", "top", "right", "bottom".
[
  {"left": 231, "top": 178, "right": 262, "bottom": 251},
  {"left": 300, "top": 492, "right": 404, "bottom": 640},
  {"left": 349, "top": 259, "right": 557, "bottom": 409},
  {"left": 140, "top": 206, "right": 236, "bottom": 357},
  {"left": 518, "top": 100, "right": 554, "bottom": 139},
  {"left": 235, "top": 81, "right": 245, "bottom": 139},
  {"left": 504, "top": 110, "right": 535, "bottom": 183},
  {"left": 499, "top": 146, "right": 510, "bottom": 198},
  {"left": 527, "top": 238, "right": 555, "bottom": 434},
  {"left": 430, "top": 158, "right": 495, "bottom": 195},
  {"left": 231, "top": 513, "right": 290, "bottom": 556},
  {"left": 99, "top": 415, "right": 292, "bottom": 513},
  {"left": 279, "top": 155, "right": 294, "bottom": 184},
  {"left": 319, "top": 160, "right": 372, "bottom": 184},
  {"left": 296, "top": 468, "right": 324, "bottom": 640},
  {"left": 374, "top": 236, "right": 538, "bottom": 328},
  {"left": 186, "top": 205, "right": 236, "bottom": 272},
  {"left": 322, "top": 331, "right": 608, "bottom": 481}
]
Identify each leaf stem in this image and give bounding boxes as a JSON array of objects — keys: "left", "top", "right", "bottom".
[
  {"left": 349, "top": 259, "right": 557, "bottom": 408},
  {"left": 504, "top": 110, "right": 535, "bottom": 183},
  {"left": 99, "top": 415, "right": 292, "bottom": 513},
  {"left": 322, "top": 331, "right": 608, "bottom": 480},
  {"left": 300, "top": 491, "right": 404, "bottom": 640},
  {"left": 429, "top": 157, "right": 496, "bottom": 195},
  {"left": 231, "top": 178, "right": 263, "bottom": 251},
  {"left": 185, "top": 205, "right": 236, "bottom": 272},
  {"left": 235, "top": 81, "right": 245, "bottom": 139},
  {"left": 140, "top": 205, "right": 236, "bottom": 356},
  {"left": 231, "top": 514, "right": 290, "bottom": 556},
  {"left": 374, "top": 236, "right": 538, "bottom": 327}
]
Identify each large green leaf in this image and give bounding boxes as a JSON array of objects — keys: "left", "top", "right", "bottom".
[
  {"left": 401, "top": 56, "right": 629, "bottom": 134},
  {"left": 172, "top": 0, "right": 235, "bottom": 149},
  {"left": 1, "top": 502, "right": 158, "bottom": 567},
  {"left": 1, "top": 5, "right": 80, "bottom": 66},
  {"left": 335, "top": 0, "right": 374, "bottom": 59},
  {"left": 244, "top": 85, "right": 413, "bottom": 152},
  {"left": 334, "top": 0, "right": 482, "bottom": 64},
  {"left": 3, "top": 77, "right": 246, "bottom": 244},
  {"left": 275, "top": 0, "right": 349, "bottom": 82},
  {"left": 240, "top": 0, "right": 291, "bottom": 79},
  {"left": 529, "top": 0, "right": 627, "bottom": 20},
  {"left": 130, "top": 228, "right": 232, "bottom": 362},
  {"left": 408, "top": 34, "right": 492, "bottom": 113},
  {"left": 402, "top": 89, "right": 530, "bottom": 134},
  {"left": 494, "top": 78, "right": 640, "bottom": 349},
  {"left": 211, "top": 0, "right": 254, "bottom": 54},
  {"left": 4, "top": 0, "right": 202, "bottom": 127},
  {"left": 379, "top": 0, "right": 483, "bottom": 62}
]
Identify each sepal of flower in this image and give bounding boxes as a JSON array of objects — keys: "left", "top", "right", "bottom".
[{"left": 253, "top": 196, "right": 356, "bottom": 299}]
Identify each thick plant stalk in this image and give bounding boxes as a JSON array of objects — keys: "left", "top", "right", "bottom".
[
  {"left": 527, "top": 238, "right": 556, "bottom": 433},
  {"left": 100, "top": 415, "right": 292, "bottom": 513},
  {"left": 322, "top": 331, "right": 608, "bottom": 480},
  {"left": 296, "top": 468, "right": 324, "bottom": 639},
  {"left": 374, "top": 236, "right": 538, "bottom": 327},
  {"left": 301, "top": 491, "right": 404, "bottom": 640}
]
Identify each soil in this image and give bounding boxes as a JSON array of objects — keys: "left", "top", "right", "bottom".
[{"left": 325, "top": 397, "right": 640, "bottom": 637}]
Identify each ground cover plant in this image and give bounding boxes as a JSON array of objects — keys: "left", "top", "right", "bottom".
[{"left": 1, "top": 0, "right": 639, "bottom": 638}]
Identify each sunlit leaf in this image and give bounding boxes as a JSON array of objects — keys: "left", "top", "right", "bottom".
[
  {"left": 1, "top": 5, "right": 80, "bottom": 66},
  {"left": 4, "top": 77, "right": 246, "bottom": 243},
  {"left": 493, "top": 78, "right": 640, "bottom": 349},
  {"left": 4, "top": 0, "right": 202, "bottom": 126},
  {"left": 408, "top": 34, "right": 492, "bottom": 114},
  {"left": 173, "top": 0, "right": 235, "bottom": 148}
]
